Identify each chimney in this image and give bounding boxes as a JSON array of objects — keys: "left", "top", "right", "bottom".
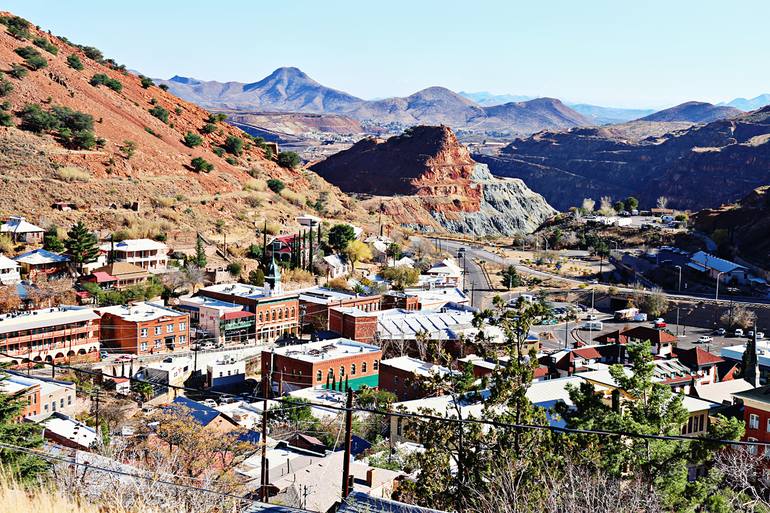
[{"left": 366, "top": 468, "right": 375, "bottom": 487}]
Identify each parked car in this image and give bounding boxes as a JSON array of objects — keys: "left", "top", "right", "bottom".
[
  {"left": 219, "top": 396, "right": 236, "bottom": 405},
  {"left": 734, "top": 329, "right": 744, "bottom": 337},
  {"left": 99, "top": 350, "right": 109, "bottom": 360},
  {"left": 714, "top": 328, "right": 726, "bottom": 336},
  {"left": 580, "top": 321, "right": 604, "bottom": 331},
  {"left": 115, "top": 355, "right": 135, "bottom": 363},
  {"left": 748, "top": 330, "right": 755, "bottom": 338},
  {"left": 696, "top": 336, "right": 713, "bottom": 344},
  {"left": 201, "top": 399, "right": 218, "bottom": 408},
  {"left": 585, "top": 314, "right": 598, "bottom": 321},
  {"left": 653, "top": 318, "right": 667, "bottom": 328},
  {"left": 758, "top": 332, "right": 766, "bottom": 340}
]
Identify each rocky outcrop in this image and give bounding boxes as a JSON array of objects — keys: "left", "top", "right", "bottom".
[
  {"left": 311, "top": 126, "right": 555, "bottom": 236},
  {"left": 479, "top": 106, "right": 770, "bottom": 211}
]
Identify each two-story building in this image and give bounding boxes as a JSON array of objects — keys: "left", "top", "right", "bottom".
[
  {"left": 0, "top": 254, "right": 21, "bottom": 285},
  {"left": 262, "top": 338, "right": 382, "bottom": 393},
  {"left": 14, "top": 249, "right": 70, "bottom": 279},
  {"left": 104, "top": 239, "right": 168, "bottom": 272},
  {"left": 734, "top": 385, "right": 770, "bottom": 455},
  {"left": 96, "top": 302, "right": 189, "bottom": 355},
  {"left": 298, "top": 287, "right": 382, "bottom": 332},
  {"left": 0, "top": 306, "right": 100, "bottom": 366},
  {"left": 378, "top": 356, "right": 454, "bottom": 401},
  {"left": 177, "top": 294, "right": 255, "bottom": 344}
]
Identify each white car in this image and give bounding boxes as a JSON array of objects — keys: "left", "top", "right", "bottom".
[
  {"left": 201, "top": 399, "right": 218, "bottom": 408},
  {"left": 734, "top": 329, "right": 744, "bottom": 337},
  {"left": 585, "top": 314, "right": 598, "bottom": 321},
  {"left": 758, "top": 332, "right": 766, "bottom": 340},
  {"left": 697, "top": 336, "right": 712, "bottom": 344}
]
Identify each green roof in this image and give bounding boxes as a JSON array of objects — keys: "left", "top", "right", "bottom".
[{"left": 322, "top": 374, "right": 379, "bottom": 392}]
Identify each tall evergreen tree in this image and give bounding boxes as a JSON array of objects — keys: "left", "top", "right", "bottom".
[
  {"left": 194, "top": 235, "right": 207, "bottom": 268},
  {"left": 308, "top": 226, "right": 314, "bottom": 273},
  {"left": 741, "top": 329, "right": 759, "bottom": 385},
  {"left": 0, "top": 385, "right": 48, "bottom": 483},
  {"left": 43, "top": 225, "right": 64, "bottom": 252},
  {"left": 64, "top": 221, "right": 99, "bottom": 274},
  {"left": 262, "top": 221, "right": 268, "bottom": 270}
]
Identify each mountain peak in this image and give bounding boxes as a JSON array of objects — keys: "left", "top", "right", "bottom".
[{"left": 640, "top": 101, "right": 742, "bottom": 123}]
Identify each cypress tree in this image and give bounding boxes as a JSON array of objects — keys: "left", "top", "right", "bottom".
[
  {"left": 65, "top": 221, "right": 99, "bottom": 275},
  {"left": 262, "top": 221, "right": 268, "bottom": 270},
  {"left": 308, "top": 225, "right": 314, "bottom": 272},
  {"left": 195, "top": 234, "right": 207, "bottom": 268},
  {"left": 345, "top": 375, "right": 349, "bottom": 392}
]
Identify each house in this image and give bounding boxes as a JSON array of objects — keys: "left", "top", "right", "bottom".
[
  {"left": 425, "top": 259, "right": 463, "bottom": 287},
  {"left": 177, "top": 294, "right": 255, "bottom": 343},
  {"left": 197, "top": 274, "right": 300, "bottom": 343},
  {"left": 692, "top": 379, "right": 754, "bottom": 406},
  {"left": 83, "top": 262, "right": 149, "bottom": 289},
  {"left": 144, "top": 356, "right": 193, "bottom": 391},
  {"left": 96, "top": 302, "right": 189, "bottom": 355},
  {"left": 262, "top": 338, "right": 382, "bottom": 393},
  {"left": 0, "top": 306, "right": 100, "bottom": 367},
  {"left": 676, "top": 347, "right": 724, "bottom": 385},
  {"left": 721, "top": 342, "right": 770, "bottom": 385},
  {"left": 379, "top": 356, "right": 454, "bottom": 401},
  {"left": 207, "top": 356, "right": 246, "bottom": 391},
  {"left": 298, "top": 286, "right": 382, "bottom": 333},
  {"left": 319, "top": 254, "right": 351, "bottom": 279},
  {"left": 167, "top": 396, "right": 240, "bottom": 432},
  {"left": 593, "top": 325, "right": 677, "bottom": 358},
  {"left": 339, "top": 491, "right": 449, "bottom": 513},
  {"left": 0, "top": 254, "right": 21, "bottom": 285},
  {"left": 688, "top": 251, "right": 749, "bottom": 285},
  {"left": 1, "top": 372, "right": 77, "bottom": 419},
  {"left": 105, "top": 239, "right": 168, "bottom": 272},
  {"left": 0, "top": 375, "right": 40, "bottom": 419},
  {"left": 296, "top": 214, "right": 321, "bottom": 228},
  {"left": 14, "top": 249, "right": 70, "bottom": 278},
  {"left": 733, "top": 386, "right": 770, "bottom": 452},
  {"left": 40, "top": 412, "right": 99, "bottom": 450},
  {"left": 402, "top": 286, "right": 469, "bottom": 309},
  {"left": 286, "top": 432, "right": 327, "bottom": 453},
  {"left": 1, "top": 216, "right": 44, "bottom": 244},
  {"left": 266, "top": 233, "right": 311, "bottom": 264}
]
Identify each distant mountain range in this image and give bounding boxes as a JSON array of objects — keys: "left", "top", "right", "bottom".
[
  {"left": 639, "top": 101, "right": 742, "bottom": 123},
  {"left": 458, "top": 91, "right": 535, "bottom": 106},
  {"left": 722, "top": 94, "right": 770, "bottom": 111}
]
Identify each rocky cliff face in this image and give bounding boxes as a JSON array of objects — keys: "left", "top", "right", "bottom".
[
  {"left": 311, "top": 126, "right": 555, "bottom": 236},
  {"left": 479, "top": 106, "right": 770, "bottom": 211}
]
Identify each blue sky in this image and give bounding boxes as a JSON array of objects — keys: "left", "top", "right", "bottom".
[{"left": 4, "top": 1, "right": 769, "bottom": 108}]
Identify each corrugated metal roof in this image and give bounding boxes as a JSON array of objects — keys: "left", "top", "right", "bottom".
[{"left": 339, "top": 491, "right": 448, "bottom": 513}]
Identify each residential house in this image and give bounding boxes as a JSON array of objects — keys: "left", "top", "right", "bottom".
[
  {"left": 0, "top": 254, "right": 21, "bottom": 285},
  {"left": 593, "top": 325, "right": 677, "bottom": 358},
  {"left": 286, "top": 432, "right": 327, "bottom": 453},
  {"left": 402, "top": 286, "right": 469, "bottom": 309},
  {"left": 266, "top": 233, "right": 310, "bottom": 264},
  {"left": 262, "top": 338, "right": 382, "bottom": 393},
  {"left": 339, "top": 491, "right": 449, "bottom": 513},
  {"left": 14, "top": 249, "right": 70, "bottom": 278},
  {"left": 721, "top": 342, "right": 770, "bottom": 385},
  {"left": 689, "top": 251, "right": 749, "bottom": 285},
  {"left": 379, "top": 356, "right": 454, "bottom": 401},
  {"left": 1, "top": 372, "right": 77, "bottom": 419},
  {"left": 41, "top": 412, "right": 99, "bottom": 450},
  {"left": 692, "top": 379, "right": 754, "bottom": 406},
  {"left": 1, "top": 216, "right": 44, "bottom": 244},
  {"left": 0, "top": 306, "right": 100, "bottom": 366},
  {"left": 425, "top": 259, "right": 463, "bottom": 287},
  {"left": 676, "top": 347, "right": 724, "bottom": 386},
  {"left": 105, "top": 239, "right": 168, "bottom": 272},
  {"left": 0, "top": 375, "right": 40, "bottom": 419},
  {"left": 207, "top": 356, "right": 246, "bottom": 391},
  {"left": 83, "top": 262, "right": 149, "bottom": 289},
  {"left": 319, "top": 254, "right": 351, "bottom": 279},
  {"left": 168, "top": 396, "right": 240, "bottom": 433},
  {"left": 96, "top": 302, "right": 189, "bottom": 355},
  {"left": 144, "top": 356, "right": 193, "bottom": 391},
  {"left": 177, "top": 294, "right": 255, "bottom": 343}
]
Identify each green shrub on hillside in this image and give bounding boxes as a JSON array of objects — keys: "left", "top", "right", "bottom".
[
  {"left": 0, "top": 74, "right": 13, "bottom": 97},
  {"left": 90, "top": 73, "right": 123, "bottom": 92},
  {"left": 158, "top": 84, "right": 168, "bottom": 91},
  {"left": 182, "top": 132, "right": 203, "bottom": 148},
  {"left": 32, "top": 36, "right": 58, "bottom": 55},
  {"left": 201, "top": 123, "right": 216, "bottom": 134},
  {"left": 277, "top": 151, "right": 301, "bottom": 169},
  {"left": 224, "top": 135, "right": 244, "bottom": 155},
  {"left": 213, "top": 147, "right": 225, "bottom": 157},
  {"left": 139, "top": 76, "right": 153, "bottom": 88},
  {"left": 80, "top": 46, "right": 103, "bottom": 61},
  {"left": 267, "top": 178, "right": 285, "bottom": 194},
  {"left": 1, "top": 15, "right": 31, "bottom": 40},
  {"left": 9, "top": 64, "right": 28, "bottom": 79},
  {"left": 18, "top": 103, "right": 96, "bottom": 150},
  {"left": 66, "top": 54, "right": 84, "bottom": 70},
  {"left": 207, "top": 113, "right": 227, "bottom": 123},
  {"left": 191, "top": 157, "right": 214, "bottom": 173},
  {"left": 14, "top": 46, "right": 47, "bottom": 70},
  {"left": 148, "top": 105, "right": 169, "bottom": 123}
]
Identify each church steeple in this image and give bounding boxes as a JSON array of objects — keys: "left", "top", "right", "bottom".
[{"left": 265, "top": 256, "right": 282, "bottom": 295}]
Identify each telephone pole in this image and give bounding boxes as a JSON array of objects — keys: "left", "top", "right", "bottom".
[{"left": 341, "top": 388, "right": 354, "bottom": 499}]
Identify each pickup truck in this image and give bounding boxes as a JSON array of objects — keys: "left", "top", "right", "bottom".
[{"left": 696, "top": 336, "right": 713, "bottom": 344}]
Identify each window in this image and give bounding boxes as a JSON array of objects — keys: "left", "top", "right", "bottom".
[
  {"left": 154, "top": 326, "right": 162, "bottom": 336},
  {"left": 351, "top": 363, "right": 356, "bottom": 375},
  {"left": 766, "top": 418, "right": 770, "bottom": 433},
  {"left": 141, "top": 342, "right": 148, "bottom": 352},
  {"left": 60, "top": 398, "right": 64, "bottom": 408},
  {"left": 765, "top": 444, "right": 770, "bottom": 460},
  {"left": 748, "top": 437, "right": 759, "bottom": 455},
  {"left": 140, "top": 328, "right": 148, "bottom": 338},
  {"left": 316, "top": 370, "right": 322, "bottom": 382},
  {"left": 362, "top": 362, "right": 367, "bottom": 373},
  {"left": 68, "top": 395, "right": 72, "bottom": 405},
  {"left": 154, "top": 339, "right": 161, "bottom": 347},
  {"left": 750, "top": 414, "right": 760, "bottom": 430},
  {"left": 180, "top": 322, "right": 186, "bottom": 331},
  {"left": 339, "top": 366, "right": 345, "bottom": 376},
  {"left": 52, "top": 401, "right": 56, "bottom": 411},
  {"left": 373, "top": 360, "right": 379, "bottom": 371},
  {"left": 179, "top": 336, "right": 186, "bottom": 344},
  {"left": 166, "top": 324, "right": 174, "bottom": 333}
]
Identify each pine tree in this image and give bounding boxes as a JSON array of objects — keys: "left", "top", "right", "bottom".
[
  {"left": 64, "top": 221, "right": 99, "bottom": 274},
  {"left": 741, "top": 331, "right": 758, "bottom": 385},
  {"left": 262, "top": 221, "right": 268, "bottom": 270},
  {"left": 308, "top": 225, "right": 314, "bottom": 273},
  {"left": 43, "top": 226, "right": 64, "bottom": 252},
  {"left": 194, "top": 235, "right": 207, "bottom": 268},
  {"left": 0, "top": 385, "right": 48, "bottom": 482}
]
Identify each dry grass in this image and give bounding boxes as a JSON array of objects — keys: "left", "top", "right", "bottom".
[
  {"left": 151, "top": 196, "right": 175, "bottom": 208},
  {"left": 243, "top": 178, "right": 265, "bottom": 192},
  {"left": 0, "top": 478, "right": 153, "bottom": 513},
  {"left": 54, "top": 166, "right": 90, "bottom": 183},
  {"left": 114, "top": 213, "right": 173, "bottom": 240},
  {"left": 280, "top": 189, "right": 305, "bottom": 207}
]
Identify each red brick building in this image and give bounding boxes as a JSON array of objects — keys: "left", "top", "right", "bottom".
[
  {"left": 0, "top": 306, "right": 100, "bottom": 367},
  {"left": 96, "top": 302, "right": 189, "bottom": 355},
  {"left": 299, "top": 288, "right": 382, "bottom": 332},
  {"left": 0, "top": 378, "right": 40, "bottom": 419},
  {"left": 262, "top": 338, "right": 381, "bottom": 393},
  {"left": 382, "top": 292, "right": 420, "bottom": 311},
  {"left": 734, "top": 386, "right": 770, "bottom": 454},
  {"left": 378, "top": 356, "right": 453, "bottom": 401},
  {"left": 328, "top": 307, "right": 379, "bottom": 344}
]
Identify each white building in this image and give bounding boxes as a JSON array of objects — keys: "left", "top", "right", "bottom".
[
  {"left": 425, "top": 258, "right": 463, "bottom": 287},
  {"left": 207, "top": 355, "right": 246, "bottom": 391},
  {"left": 1, "top": 216, "right": 44, "bottom": 244},
  {"left": 144, "top": 356, "right": 193, "bottom": 386},
  {"left": 104, "top": 239, "right": 168, "bottom": 272},
  {"left": 320, "top": 254, "right": 351, "bottom": 279},
  {"left": 41, "top": 412, "right": 99, "bottom": 450},
  {"left": 0, "top": 254, "right": 21, "bottom": 285}
]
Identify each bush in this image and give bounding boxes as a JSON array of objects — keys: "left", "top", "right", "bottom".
[
  {"left": 148, "top": 105, "right": 169, "bottom": 123},
  {"left": 9, "top": 64, "right": 28, "bottom": 79},
  {"left": 2, "top": 16, "right": 31, "bottom": 40},
  {"left": 191, "top": 157, "right": 214, "bottom": 173},
  {"left": 243, "top": 178, "right": 265, "bottom": 192},
  {"left": 158, "top": 84, "right": 168, "bottom": 91},
  {"left": 18, "top": 104, "right": 57, "bottom": 132},
  {"left": 207, "top": 113, "right": 227, "bottom": 123},
  {"left": 90, "top": 73, "right": 123, "bottom": 92},
  {"left": 15, "top": 46, "right": 47, "bottom": 70},
  {"left": 201, "top": 123, "right": 216, "bottom": 134},
  {"left": 66, "top": 54, "right": 83, "bottom": 70},
  {"left": 277, "top": 151, "right": 301, "bottom": 169},
  {"left": 0, "top": 111, "right": 12, "bottom": 127},
  {"left": 174, "top": 106, "right": 182, "bottom": 115},
  {"left": 182, "top": 132, "right": 203, "bottom": 148},
  {"left": 0, "top": 74, "right": 13, "bottom": 96},
  {"left": 81, "top": 46, "right": 103, "bottom": 61},
  {"left": 224, "top": 135, "right": 244, "bottom": 155},
  {"left": 139, "top": 75, "right": 153, "bottom": 88},
  {"left": 225, "top": 156, "right": 237, "bottom": 165},
  {"left": 18, "top": 104, "right": 96, "bottom": 149},
  {"left": 70, "top": 129, "right": 96, "bottom": 150},
  {"left": 213, "top": 147, "right": 225, "bottom": 157},
  {"left": 266, "top": 178, "right": 285, "bottom": 194},
  {"left": 227, "top": 261, "right": 243, "bottom": 277},
  {"left": 32, "top": 36, "right": 58, "bottom": 55},
  {"left": 54, "top": 166, "right": 91, "bottom": 182}
]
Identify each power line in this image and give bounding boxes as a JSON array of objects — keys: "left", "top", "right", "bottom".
[{"left": 5, "top": 351, "right": 766, "bottom": 448}]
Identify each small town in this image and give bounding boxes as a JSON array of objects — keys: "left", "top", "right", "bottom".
[{"left": 1, "top": 3, "right": 770, "bottom": 513}]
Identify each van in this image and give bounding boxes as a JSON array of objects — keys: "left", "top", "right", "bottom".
[{"left": 580, "top": 321, "right": 603, "bottom": 331}]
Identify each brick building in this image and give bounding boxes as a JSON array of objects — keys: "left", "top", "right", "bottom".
[
  {"left": 0, "top": 377, "right": 40, "bottom": 419},
  {"left": 96, "top": 302, "right": 189, "bottom": 355},
  {"left": 378, "top": 356, "right": 453, "bottom": 401},
  {"left": 0, "top": 306, "right": 100, "bottom": 367},
  {"left": 329, "top": 307, "right": 379, "bottom": 344},
  {"left": 197, "top": 280, "right": 299, "bottom": 343},
  {"left": 298, "top": 287, "right": 382, "bottom": 332},
  {"left": 262, "top": 338, "right": 381, "bottom": 393},
  {"left": 734, "top": 386, "right": 770, "bottom": 453}
]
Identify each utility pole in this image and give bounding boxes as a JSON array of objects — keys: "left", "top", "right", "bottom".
[
  {"left": 93, "top": 388, "right": 100, "bottom": 443},
  {"left": 341, "top": 387, "right": 354, "bottom": 500},
  {"left": 564, "top": 317, "right": 569, "bottom": 349},
  {"left": 260, "top": 351, "right": 273, "bottom": 503}
]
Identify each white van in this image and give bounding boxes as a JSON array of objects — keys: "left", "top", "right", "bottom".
[{"left": 580, "top": 321, "right": 603, "bottom": 331}]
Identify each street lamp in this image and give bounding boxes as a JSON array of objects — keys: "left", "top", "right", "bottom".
[
  {"left": 715, "top": 271, "right": 726, "bottom": 301},
  {"left": 673, "top": 265, "right": 682, "bottom": 293}
]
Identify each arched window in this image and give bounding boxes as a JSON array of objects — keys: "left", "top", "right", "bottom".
[
  {"left": 316, "top": 370, "right": 322, "bottom": 381},
  {"left": 339, "top": 365, "right": 345, "bottom": 376},
  {"left": 272, "top": 310, "right": 276, "bottom": 321},
  {"left": 373, "top": 359, "right": 379, "bottom": 371},
  {"left": 351, "top": 363, "right": 356, "bottom": 375},
  {"left": 258, "top": 312, "right": 263, "bottom": 322},
  {"left": 278, "top": 309, "right": 283, "bottom": 320},
  {"left": 362, "top": 362, "right": 367, "bottom": 373}
]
